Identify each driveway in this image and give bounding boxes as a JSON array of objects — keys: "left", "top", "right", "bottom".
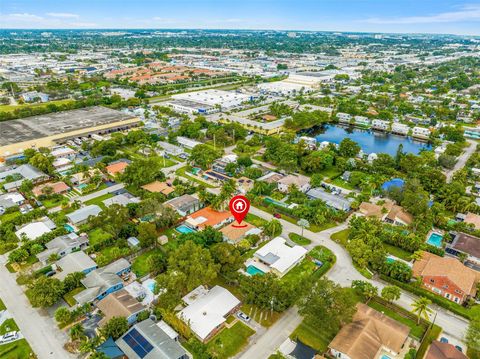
[
  {"left": 445, "top": 139, "right": 476, "bottom": 182},
  {"left": 250, "top": 206, "right": 469, "bottom": 342},
  {"left": 0, "top": 255, "right": 75, "bottom": 359}
]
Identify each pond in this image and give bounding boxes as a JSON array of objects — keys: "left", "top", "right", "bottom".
[{"left": 312, "top": 125, "right": 431, "bottom": 156}]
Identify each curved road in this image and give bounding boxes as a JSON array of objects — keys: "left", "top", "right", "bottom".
[{"left": 240, "top": 206, "right": 469, "bottom": 359}]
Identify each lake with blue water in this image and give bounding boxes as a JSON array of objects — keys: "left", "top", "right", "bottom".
[{"left": 313, "top": 125, "right": 431, "bottom": 156}]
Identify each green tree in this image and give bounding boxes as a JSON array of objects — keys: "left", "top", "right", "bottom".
[
  {"left": 101, "top": 317, "right": 129, "bottom": 340},
  {"left": 411, "top": 297, "right": 433, "bottom": 324},
  {"left": 121, "top": 157, "right": 166, "bottom": 187},
  {"left": 54, "top": 306, "right": 72, "bottom": 324},
  {"left": 210, "top": 242, "right": 243, "bottom": 275},
  {"left": 190, "top": 144, "right": 221, "bottom": 169},
  {"left": 137, "top": 222, "right": 157, "bottom": 248},
  {"left": 338, "top": 138, "right": 361, "bottom": 158},
  {"left": 466, "top": 313, "right": 480, "bottom": 351},
  {"left": 264, "top": 219, "right": 282, "bottom": 239},
  {"left": 381, "top": 286, "right": 401, "bottom": 303},
  {"left": 351, "top": 280, "right": 378, "bottom": 303},
  {"left": 70, "top": 323, "right": 86, "bottom": 341},
  {"left": 28, "top": 276, "right": 65, "bottom": 307}
]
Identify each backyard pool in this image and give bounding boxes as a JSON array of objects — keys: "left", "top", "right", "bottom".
[
  {"left": 176, "top": 224, "right": 196, "bottom": 234},
  {"left": 381, "top": 355, "right": 392, "bottom": 359},
  {"left": 246, "top": 265, "right": 265, "bottom": 276},
  {"left": 144, "top": 279, "right": 156, "bottom": 293},
  {"left": 64, "top": 224, "right": 75, "bottom": 233},
  {"left": 427, "top": 232, "right": 443, "bottom": 247},
  {"left": 76, "top": 183, "right": 88, "bottom": 191}
]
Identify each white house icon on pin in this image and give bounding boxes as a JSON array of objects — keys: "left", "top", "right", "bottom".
[{"left": 235, "top": 201, "right": 244, "bottom": 211}]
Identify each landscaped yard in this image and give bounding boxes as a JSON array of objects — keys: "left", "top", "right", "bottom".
[
  {"left": 0, "top": 211, "right": 21, "bottom": 224},
  {"left": 63, "top": 287, "right": 85, "bottom": 307},
  {"left": 288, "top": 233, "right": 311, "bottom": 245},
  {"left": 330, "top": 228, "right": 349, "bottom": 246},
  {"left": 291, "top": 319, "right": 335, "bottom": 352},
  {"left": 0, "top": 98, "right": 75, "bottom": 113},
  {"left": 0, "top": 339, "right": 34, "bottom": 359},
  {"left": 42, "top": 196, "right": 68, "bottom": 209},
  {"left": 0, "top": 299, "right": 5, "bottom": 311},
  {"left": 87, "top": 228, "right": 113, "bottom": 247},
  {"left": 0, "top": 319, "right": 19, "bottom": 335},
  {"left": 131, "top": 248, "right": 163, "bottom": 277},
  {"left": 245, "top": 213, "right": 268, "bottom": 228},
  {"left": 282, "top": 246, "right": 335, "bottom": 285},
  {"left": 206, "top": 321, "right": 255, "bottom": 359},
  {"left": 84, "top": 193, "right": 114, "bottom": 208},
  {"left": 383, "top": 243, "right": 412, "bottom": 261}
]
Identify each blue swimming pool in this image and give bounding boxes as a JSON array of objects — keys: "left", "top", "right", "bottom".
[
  {"left": 76, "top": 183, "right": 88, "bottom": 190},
  {"left": 146, "top": 281, "right": 156, "bottom": 293},
  {"left": 64, "top": 224, "right": 75, "bottom": 233},
  {"left": 246, "top": 265, "right": 265, "bottom": 276},
  {"left": 427, "top": 233, "right": 443, "bottom": 247},
  {"left": 176, "top": 225, "right": 196, "bottom": 234},
  {"left": 381, "top": 355, "right": 392, "bottom": 359}
]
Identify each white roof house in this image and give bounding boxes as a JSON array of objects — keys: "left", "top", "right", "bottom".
[
  {"left": 178, "top": 285, "right": 240, "bottom": 342},
  {"left": 66, "top": 205, "right": 102, "bottom": 225},
  {"left": 15, "top": 219, "right": 55, "bottom": 240},
  {"left": 252, "top": 237, "right": 307, "bottom": 277}
]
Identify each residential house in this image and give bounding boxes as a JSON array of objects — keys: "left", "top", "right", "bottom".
[
  {"left": 0, "top": 164, "right": 48, "bottom": 192},
  {"left": 220, "top": 221, "right": 262, "bottom": 244},
  {"left": 177, "top": 136, "right": 202, "bottom": 150},
  {"left": 278, "top": 174, "right": 311, "bottom": 193},
  {"left": 247, "top": 237, "right": 307, "bottom": 277},
  {"left": 70, "top": 169, "right": 101, "bottom": 186},
  {"left": 15, "top": 218, "right": 56, "bottom": 241},
  {"left": 412, "top": 126, "right": 431, "bottom": 139},
  {"left": 412, "top": 251, "right": 479, "bottom": 304},
  {"left": 164, "top": 194, "right": 201, "bottom": 216},
  {"left": 337, "top": 112, "right": 352, "bottom": 124},
  {"left": 425, "top": 341, "right": 468, "bottom": 359},
  {"left": 21, "top": 91, "right": 49, "bottom": 103},
  {"left": 236, "top": 177, "right": 254, "bottom": 194},
  {"left": 37, "top": 233, "right": 89, "bottom": 265},
  {"left": 106, "top": 161, "right": 130, "bottom": 176},
  {"left": 54, "top": 251, "right": 98, "bottom": 280},
  {"left": 359, "top": 200, "right": 413, "bottom": 226},
  {"left": 184, "top": 206, "right": 233, "bottom": 230},
  {"left": 211, "top": 155, "right": 237, "bottom": 175},
  {"left": 178, "top": 285, "right": 241, "bottom": 342},
  {"left": 372, "top": 119, "right": 390, "bottom": 131},
  {"left": 74, "top": 258, "right": 131, "bottom": 305},
  {"left": 97, "top": 289, "right": 146, "bottom": 326},
  {"left": 391, "top": 123, "right": 410, "bottom": 135},
  {"left": 329, "top": 303, "right": 410, "bottom": 359},
  {"left": 32, "top": 181, "right": 70, "bottom": 197},
  {"left": 50, "top": 146, "right": 76, "bottom": 160},
  {"left": 257, "top": 171, "right": 285, "bottom": 184},
  {"left": 354, "top": 115, "right": 371, "bottom": 127},
  {"left": 461, "top": 212, "right": 480, "bottom": 230},
  {"left": 116, "top": 319, "right": 188, "bottom": 359},
  {"left": 306, "top": 188, "right": 353, "bottom": 211},
  {"left": 66, "top": 205, "right": 102, "bottom": 226},
  {"left": 446, "top": 232, "right": 480, "bottom": 268},
  {"left": 0, "top": 192, "right": 25, "bottom": 210},
  {"left": 141, "top": 181, "right": 175, "bottom": 196},
  {"left": 103, "top": 193, "right": 141, "bottom": 207},
  {"left": 52, "top": 157, "right": 73, "bottom": 172}
]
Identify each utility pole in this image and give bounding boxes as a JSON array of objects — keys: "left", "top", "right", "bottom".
[{"left": 213, "top": 134, "right": 216, "bottom": 151}]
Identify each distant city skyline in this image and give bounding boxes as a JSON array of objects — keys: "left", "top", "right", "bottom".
[{"left": 1, "top": 0, "right": 480, "bottom": 35}]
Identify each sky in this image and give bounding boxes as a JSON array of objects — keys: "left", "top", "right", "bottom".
[{"left": 1, "top": 0, "right": 480, "bottom": 35}]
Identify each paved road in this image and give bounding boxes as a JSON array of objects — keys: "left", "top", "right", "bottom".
[
  {"left": 161, "top": 161, "right": 185, "bottom": 176},
  {"left": 446, "top": 139, "right": 477, "bottom": 182},
  {"left": 249, "top": 206, "right": 469, "bottom": 343},
  {"left": 0, "top": 255, "right": 75, "bottom": 359},
  {"left": 75, "top": 183, "right": 124, "bottom": 203},
  {"left": 238, "top": 307, "right": 302, "bottom": 359}
]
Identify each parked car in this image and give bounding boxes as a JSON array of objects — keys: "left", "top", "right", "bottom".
[
  {"left": 237, "top": 312, "right": 251, "bottom": 322},
  {"left": 273, "top": 213, "right": 281, "bottom": 219},
  {"left": 0, "top": 331, "right": 18, "bottom": 344},
  {"left": 45, "top": 270, "right": 56, "bottom": 277}
]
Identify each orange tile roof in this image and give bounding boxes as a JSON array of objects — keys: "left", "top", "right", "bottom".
[
  {"left": 141, "top": 181, "right": 175, "bottom": 195},
  {"left": 188, "top": 207, "right": 232, "bottom": 229},
  {"left": 106, "top": 162, "right": 129, "bottom": 175},
  {"left": 464, "top": 212, "right": 480, "bottom": 230},
  {"left": 32, "top": 181, "right": 70, "bottom": 197},
  {"left": 220, "top": 221, "right": 256, "bottom": 243}
]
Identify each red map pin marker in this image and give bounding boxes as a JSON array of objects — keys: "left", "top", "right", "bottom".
[{"left": 229, "top": 195, "right": 250, "bottom": 227}]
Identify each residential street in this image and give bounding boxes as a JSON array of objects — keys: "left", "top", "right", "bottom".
[
  {"left": 0, "top": 255, "right": 75, "bottom": 359},
  {"left": 238, "top": 307, "right": 302, "bottom": 359},
  {"left": 249, "top": 206, "right": 470, "bottom": 345},
  {"left": 76, "top": 183, "right": 124, "bottom": 203},
  {"left": 446, "top": 139, "right": 477, "bottom": 182}
]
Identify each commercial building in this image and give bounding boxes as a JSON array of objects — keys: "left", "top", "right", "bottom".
[
  {"left": 171, "top": 89, "right": 251, "bottom": 110},
  {"left": 0, "top": 106, "right": 140, "bottom": 160}
]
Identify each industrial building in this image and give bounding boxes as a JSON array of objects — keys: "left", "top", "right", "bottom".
[
  {"left": 0, "top": 106, "right": 140, "bottom": 160},
  {"left": 170, "top": 89, "right": 251, "bottom": 112}
]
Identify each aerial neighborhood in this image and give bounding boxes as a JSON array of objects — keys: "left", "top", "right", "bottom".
[{"left": 0, "top": 17, "right": 479, "bottom": 359}]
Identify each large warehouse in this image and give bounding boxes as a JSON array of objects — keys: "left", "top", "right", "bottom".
[{"left": 0, "top": 106, "right": 140, "bottom": 160}]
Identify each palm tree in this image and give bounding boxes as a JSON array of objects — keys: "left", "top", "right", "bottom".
[
  {"left": 297, "top": 219, "right": 310, "bottom": 237},
  {"left": 69, "top": 323, "right": 85, "bottom": 341},
  {"left": 411, "top": 297, "right": 433, "bottom": 324}
]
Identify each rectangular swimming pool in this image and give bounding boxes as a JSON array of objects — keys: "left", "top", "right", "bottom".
[
  {"left": 246, "top": 265, "right": 265, "bottom": 276},
  {"left": 176, "top": 224, "right": 196, "bottom": 234},
  {"left": 427, "top": 233, "right": 443, "bottom": 247}
]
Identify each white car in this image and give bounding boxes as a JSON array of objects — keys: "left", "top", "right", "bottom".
[
  {"left": 0, "top": 331, "right": 18, "bottom": 343},
  {"left": 237, "top": 312, "right": 251, "bottom": 322}
]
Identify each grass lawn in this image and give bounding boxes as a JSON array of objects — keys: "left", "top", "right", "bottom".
[
  {"left": 6, "top": 256, "right": 38, "bottom": 273},
  {"left": 0, "top": 339, "right": 34, "bottom": 359},
  {"left": 175, "top": 167, "right": 217, "bottom": 188},
  {"left": 0, "top": 319, "right": 19, "bottom": 335},
  {"left": 288, "top": 233, "right": 311, "bottom": 245},
  {"left": 63, "top": 287, "right": 85, "bottom": 307},
  {"left": 245, "top": 213, "right": 268, "bottom": 228},
  {"left": 84, "top": 193, "right": 114, "bottom": 208},
  {"left": 206, "top": 322, "right": 255, "bottom": 359},
  {"left": 131, "top": 248, "right": 163, "bottom": 277},
  {"left": 330, "top": 178, "right": 355, "bottom": 190},
  {"left": 42, "top": 197, "right": 68, "bottom": 209},
  {"left": 367, "top": 299, "right": 427, "bottom": 338},
  {"left": 318, "top": 168, "right": 342, "bottom": 179},
  {"left": 0, "top": 299, "right": 5, "bottom": 311},
  {"left": 87, "top": 228, "right": 113, "bottom": 247},
  {"left": 291, "top": 319, "right": 334, "bottom": 352},
  {"left": 309, "top": 222, "right": 337, "bottom": 233},
  {"left": 383, "top": 243, "right": 413, "bottom": 261},
  {"left": 282, "top": 246, "right": 335, "bottom": 285},
  {"left": 0, "top": 98, "right": 74, "bottom": 113},
  {"left": 330, "top": 228, "right": 350, "bottom": 246},
  {"left": 0, "top": 211, "right": 21, "bottom": 224},
  {"left": 417, "top": 324, "right": 442, "bottom": 359}
]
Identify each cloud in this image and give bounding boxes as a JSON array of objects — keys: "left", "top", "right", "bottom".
[
  {"left": 5, "top": 13, "right": 44, "bottom": 21},
  {"left": 46, "top": 12, "right": 79, "bottom": 19},
  {"left": 363, "top": 4, "right": 480, "bottom": 24},
  {"left": 69, "top": 22, "right": 97, "bottom": 28}
]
